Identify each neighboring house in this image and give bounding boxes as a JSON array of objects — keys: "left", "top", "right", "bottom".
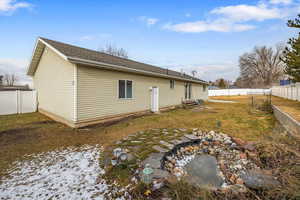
[{"left": 27, "top": 37, "right": 208, "bottom": 128}]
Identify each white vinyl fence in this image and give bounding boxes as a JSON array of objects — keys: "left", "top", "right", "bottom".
[
  {"left": 271, "top": 83, "right": 300, "bottom": 101},
  {"left": 208, "top": 89, "right": 271, "bottom": 97},
  {"left": 0, "top": 90, "right": 37, "bottom": 115}
]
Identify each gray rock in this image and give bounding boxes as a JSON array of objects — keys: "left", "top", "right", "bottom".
[
  {"left": 131, "top": 140, "right": 142, "bottom": 143},
  {"left": 152, "top": 145, "right": 169, "bottom": 153},
  {"left": 141, "top": 153, "right": 164, "bottom": 169},
  {"left": 139, "top": 169, "right": 170, "bottom": 182},
  {"left": 179, "top": 136, "right": 190, "bottom": 143},
  {"left": 169, "top": 139, "right": 182, "bottom": 145},
  {"left": 152, "top": 169, "right": 170, "bottom": 179},
  {"left": 184, "top": 134, "right": 199, "bottom": 140},
  {"left": 152, "top": 180, "right": 165, "bottom": 190},
  {"left": 159, "top": 141, "right": 174, "bottom": 149},
  {"left": 184, "top": 155, "right": 223, "bottom": 188},
  {"left": 241, "top": 170, "right": 280, "bottom": 189},
  {"left": 115, "top": 141, "right": 122, "bottom": 145}
]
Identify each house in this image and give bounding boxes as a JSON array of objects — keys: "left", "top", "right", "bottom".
[{"left": 27, "top": 37, "right": 208, "bottom": 128}]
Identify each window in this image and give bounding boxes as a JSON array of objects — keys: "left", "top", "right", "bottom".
[
  {"left": 203, "top": 85, "right": 206, "bottom": 92},
  {"left": 170, "top": 80, "right": 175, "bottom": 89},
  {"left": 119, "top": 80, "right": 133, "bottom": 99}
]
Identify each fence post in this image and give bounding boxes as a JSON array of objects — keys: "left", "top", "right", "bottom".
[{"left": 16, "top": 90, "right": 20, "bottom": 114}]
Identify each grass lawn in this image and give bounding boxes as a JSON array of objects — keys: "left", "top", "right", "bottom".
[
  {"left": 211, "top": 95, "right": 300, "bottom": 122},
  {"left": 0, "top": 95, "right": 275, "bottom": 177},
  {"left": 0, "top": 95, "right": 299, "bottom": 199}
]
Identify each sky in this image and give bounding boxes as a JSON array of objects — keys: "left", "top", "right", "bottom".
[{"left": 0, "top": 0, "right": 299, "bottom": 86}]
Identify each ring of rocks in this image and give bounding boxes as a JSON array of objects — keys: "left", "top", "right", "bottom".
[
  {"left": 136, "top": 129, "right": 276, "bottom": 192},
  {"left": 160, "top": 131, "right": 261, "bottom": 189}
]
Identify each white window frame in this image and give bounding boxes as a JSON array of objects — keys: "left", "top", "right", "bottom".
[{"left": 118, "top": 80, "right": 133, "bottom": 99}]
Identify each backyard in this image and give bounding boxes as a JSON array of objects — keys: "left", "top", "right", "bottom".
[{"left": 0, "top": 95, "right": 299, "bottom": 199}]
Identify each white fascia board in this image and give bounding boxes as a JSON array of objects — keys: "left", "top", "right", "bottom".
[
  {"left": 68, "top": 56, "right": 208, "bottom": 85},
  {"left": 26, "top": 39, "right": 41, "bottom": 76},
  {"left": 38, "top": 38, "right": 68, "bottom": 61}
]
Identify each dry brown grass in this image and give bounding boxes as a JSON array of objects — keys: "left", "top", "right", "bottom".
[
  {"left": 211, "top": 95, "right": 300, "bottom": 122},
  {"left": 0, "top": 96, "right": 275, "bottom": 178},
  {"left": 1, "top": 95, "right": 299, "bottom": 199}
]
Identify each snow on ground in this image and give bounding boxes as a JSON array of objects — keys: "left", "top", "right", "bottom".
[{"left": 0, "top": 145, "right": 130, "bottom": 200}]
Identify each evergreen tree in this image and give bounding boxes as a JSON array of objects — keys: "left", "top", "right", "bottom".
[{"left": 283, "top": 14, "right": 300, "bottom": 82}]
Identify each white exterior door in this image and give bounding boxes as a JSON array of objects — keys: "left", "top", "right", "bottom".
[{"left": 151, "top": 87, "right": 159, "bottom": 112}]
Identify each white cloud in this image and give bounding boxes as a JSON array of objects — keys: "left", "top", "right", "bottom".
[
  {"left": 0, "top": 58, "right": 32, "bottom": 86},
  {"left": 270, "top": 0, "right": 292, "bottom": 5},
  {"left": 211, "top": 4, "right": 281, "bottom": 22},
  {"left": 168, "top": 62, "right": 239, "bottom": 81},
  {"left": 138, "top": 16, "right": 159, "bottom": 26},
  {"left": 164, "top": 19, "right": 255, "bottom": 33},
  {"left": 0, "top": 0, "right": 31, "bottom": 14},
  {"left": 185, "top": 13, "right": 191, "bottom": 17},
  {"left": 164, "top": 0, "right": 297, "bottom": 33}
]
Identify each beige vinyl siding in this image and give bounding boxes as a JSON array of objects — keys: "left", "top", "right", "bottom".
[
  {"left": 192, "top": 84, "right": 208, "bottom": 100},
  {"left": 33, "top": 47, "right": 75, "bottom": 122},
  {"left": 77, "top": 65, "right": 207, "bottom": 122}
]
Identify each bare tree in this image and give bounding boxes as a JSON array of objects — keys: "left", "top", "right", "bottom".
[
  {"left": 191, "top": 70, "right": 197, "bottom": 77},
  {"left": 4, "top": 74, "right": 18, "bottom": 86},
  {"left": 238, "top": 44, "right": 285, "bottom": 88},
  {"left": 215, "top": 78, "right": 230, "bottom": 88},
  {"left": 99, "top": 43, "right": 128, "bottom": 59}
]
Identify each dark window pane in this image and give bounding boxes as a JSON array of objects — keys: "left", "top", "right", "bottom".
[
  {"left": 126, "top": 80, "right": 132, "bottom": 98},
  {"left": 170, "top": 80, "right": 175, "bottom": 89},
  {"left": 119, "top": 80, "right": 125, "bottom": 98}
]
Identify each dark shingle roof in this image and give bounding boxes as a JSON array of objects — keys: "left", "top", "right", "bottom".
[{"left": 40, "top": 37, "right": 207, "bottom": 83}]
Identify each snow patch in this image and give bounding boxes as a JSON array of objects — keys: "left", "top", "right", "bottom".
[{"left": 0, "top": 145, "right": 130, "bottom": 200}]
